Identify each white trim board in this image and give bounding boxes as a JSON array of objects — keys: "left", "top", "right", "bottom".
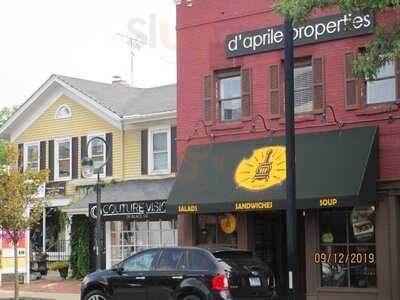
[
  {"left": 0, "top": 75, "right": 123, "bottom": 142},
  {"left": 0, "top": 74, "right": 176, "bottom": 142}
]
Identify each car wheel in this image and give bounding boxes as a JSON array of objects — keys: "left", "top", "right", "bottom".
[
  {"left": 84, "top": 290, "right": 108, "bottom": 300},
  {"left": 182, "top": 295, "right": 201, "bottom": 300}
]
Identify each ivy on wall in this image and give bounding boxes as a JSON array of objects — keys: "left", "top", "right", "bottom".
[{"left": 70, "top": 215, "right": 94, "bottom": 278}]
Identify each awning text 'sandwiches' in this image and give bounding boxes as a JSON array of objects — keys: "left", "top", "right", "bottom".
[{"left": 167, "top": 127, "right": 379, "bottom": 214}]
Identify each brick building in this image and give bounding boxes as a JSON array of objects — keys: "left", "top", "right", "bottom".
[{"left": 168, "top": 1, "right": 400, "bottom": 299}]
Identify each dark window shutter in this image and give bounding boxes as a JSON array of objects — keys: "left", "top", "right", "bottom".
[
  {"left": 345, "top": 52, "right": 360, "bottom": 109},
  {"left": 81, "top": 136, "right": 88, "bottom": 158},
  {"left": 71, "top": 137, "right": 78, "bottom": 179},
  {"left": 80, "top": 136, "right": 87, "bottom": 179},
  {"left": 204, "top": 75, "right": 212, "bottom": 122},
  {"left": 40, "top": 141, "right": 46, "bottom": 170},
  {"left": 171, "top": 126, "right": 177, "bottom": 173},
  {"left": 141, "top": 130, "right": 148, "bottom": 175},
  {"left": 396, "top": 58, "right": 400, "bottom": 100},
  {"left": 270, "top": 64, "right": 280, "bottom": 118},
  {"left": 106, "top": 133, "right": 113, "bottom": 177},
  {"left": 241, "top": 68, "right": 252, "bottom": 118},
  {"left": 312, "top": 57, "right": 325, "bottom": 113},
  {"left": 18, "top": 144, "right": 24, "bottom": 172},
  {"left": 48, "top": 140, "right": 54, "bottom": 181}
]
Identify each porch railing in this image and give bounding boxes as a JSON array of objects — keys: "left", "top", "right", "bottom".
[{"left": 46, "top": 240, "right": 70, "bottom": 261}]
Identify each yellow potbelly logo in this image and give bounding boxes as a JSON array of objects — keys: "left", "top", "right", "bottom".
[{"left": 235, "top": 146, "right": 286, "bottom": 191}]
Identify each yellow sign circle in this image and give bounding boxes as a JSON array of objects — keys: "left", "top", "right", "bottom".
[
  {"left": 235, "top": 146, "right": 287, "bottom": 191},
  {"left": 219, "top": 213, "right": 237, "bottom": 234}
]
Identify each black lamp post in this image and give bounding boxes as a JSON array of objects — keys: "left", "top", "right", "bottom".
[
  {"left": 81, "top": 136, "right": 111, "bottom": 270},
  {"left": 284, "top": 16, "right": 297, "bottom": 300}
]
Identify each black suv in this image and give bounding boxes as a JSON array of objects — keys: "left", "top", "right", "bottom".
[{"left": 81, "top": 246, "right": 277, "bottom": 300}]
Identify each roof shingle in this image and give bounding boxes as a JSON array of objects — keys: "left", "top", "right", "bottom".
[{"left": 56, "top": 75, "right": 176, "bottom": 117}]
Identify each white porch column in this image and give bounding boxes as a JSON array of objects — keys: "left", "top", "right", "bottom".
[{"left": 42, "top": 208, "right": 46, "bottom": 252}]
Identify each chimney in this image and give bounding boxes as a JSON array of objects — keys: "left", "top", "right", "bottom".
[{"left": 112, "top": 76, "right": 128, "bottom": 86}]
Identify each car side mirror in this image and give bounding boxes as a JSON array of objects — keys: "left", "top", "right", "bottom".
[{"left": 112, "top": 265, "right": 124, "bottom": 275}]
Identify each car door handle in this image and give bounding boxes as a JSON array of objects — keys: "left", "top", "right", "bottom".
[
  {"left": 172, "top": 276, "right": 183, "bottom": 280},
  {"left": 135, "top": 276, "right": 146, "bottom": 280}
]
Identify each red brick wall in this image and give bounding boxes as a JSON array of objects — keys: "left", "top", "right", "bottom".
[{"left": 176, "top": 0, "right": 400, "bottom": 181}]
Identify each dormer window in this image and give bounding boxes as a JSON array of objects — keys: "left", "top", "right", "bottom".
[{"left": 55, "top": 105, "right": 72, "bottom": 119}]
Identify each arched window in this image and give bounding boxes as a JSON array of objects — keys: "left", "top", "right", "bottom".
[{"left": 55, "top": 105, "right": 72, "bottom": 119}]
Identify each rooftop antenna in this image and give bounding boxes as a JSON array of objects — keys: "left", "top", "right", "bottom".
[{"left": 116, "top": 33, "right": 145, "bottom": 86}]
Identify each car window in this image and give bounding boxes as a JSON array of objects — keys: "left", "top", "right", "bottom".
[
  {"left": 188, "top": 249, "right": 215, "bottom": 271},
  {"left": 157, "top": 249, "right": 187, "bottom": 271},
  {"left": 122, "top": 249, "right": 160, "bottom": 272},
  {"left": 214, "top": 251, "right": 269, "bottom": 272}
]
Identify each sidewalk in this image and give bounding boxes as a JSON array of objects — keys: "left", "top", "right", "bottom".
[
  {"left": 0, "top": 273, "right": 80, "bottom": 300},
  {"left": 0, "top": 290, "right": 79, "bottom": 300}
]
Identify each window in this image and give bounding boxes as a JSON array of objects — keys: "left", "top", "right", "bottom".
[
  {"left": 294, "top": 59, "right": 313, "bottom": 114},
  {"left": 24, "top": 142, "right": 40, "bottom": 172},
  {"left": 55, "top": 138, "right": 71, "bottom": 181},
  {"left": 88, "top": 133, "right": 106, "bottom": 176},
  {"left": 196, "top": 214, "right": 238, "bottom": 248},
  {"left": 367, "top": 60, "right": 396, "bottom": 104},
  {"left": 157, "top": 249, "right": 187, "bottom": 271},
  {"left": 188, "top": 249, "right": 215, "bottom": 271},
  {"left": 319, "top": 208, "right": 376, "bottom": 288},
  {"left": 218, "top": 70, "right": 242, "bottom": 121},
  {"left": 55, "top": 105, "right": 72, "bottom": 119},
  {"left": 110, "top": 220, "right": 178, "bottom": 266},
  {"left": 122, "top": 249, "right": 160, "bottom": 272},
  {"left": 148, "top": 127, "right": 170, "bottom": 174}
]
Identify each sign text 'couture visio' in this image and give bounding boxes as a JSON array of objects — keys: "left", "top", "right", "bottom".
[{"left": 89, "top": 200, "right": 166, "bottom": 221}]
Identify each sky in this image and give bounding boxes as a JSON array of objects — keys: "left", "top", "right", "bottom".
[{"left": 0, "top": 0, "right": 177, "bottom": 108}]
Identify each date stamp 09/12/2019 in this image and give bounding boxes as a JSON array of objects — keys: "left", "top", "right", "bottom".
[{"left": 313, "top": 252, "right": 376, "bottom": 264}]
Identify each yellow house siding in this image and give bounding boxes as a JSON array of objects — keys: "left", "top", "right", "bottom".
[
  {"left": 15, "top": 96, "right": 124, "bottom": 197},
  {"left": 123, "top": 129, "right": 141, "bottom": 180}
]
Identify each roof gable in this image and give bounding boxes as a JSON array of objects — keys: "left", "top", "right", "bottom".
[{"left": 0, "top": 75, "right": 176, "bottom": 142}]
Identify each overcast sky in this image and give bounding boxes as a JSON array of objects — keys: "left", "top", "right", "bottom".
[{"left": 0, "top": 0, "right": 176, "bottom": 108}]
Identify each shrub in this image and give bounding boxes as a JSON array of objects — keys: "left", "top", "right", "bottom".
[{"left": 49, "top": 261, "right": 69, "bottom": 271}]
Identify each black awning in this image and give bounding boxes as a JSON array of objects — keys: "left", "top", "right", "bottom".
[{"left": 167, "top": 126, "right": 378, "bottom": 214}]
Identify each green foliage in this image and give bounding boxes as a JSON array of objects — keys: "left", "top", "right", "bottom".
[
  {"left": 0, "top": 106, "right": 18, "bottom": 165},
  {"left": 275, "top": 0, "right": 400, "bottom": 78},
  {"left": 0, "top": 145, "right": 48, "bottom": 300},
  {"left": 49, "top": 261, "right": 69, "bottom": 271},
  {"left": 70, "top": 215, "right": 94, "bottom": 278},
  {"left": 0, "top": 145, "right": 48, "bottom": 244}
]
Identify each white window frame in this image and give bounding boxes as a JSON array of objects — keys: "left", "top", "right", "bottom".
[
  {"left": 148, "top": 126, "right": 171, "bottom": 175},
  {"left": 23, "top": 141, "right": 40, "bottom": 172},
  {"left": 54, "top": 137, "right": 72, "bottom": 181},
  {"left": 366, "top": 60, "right": 396, "bottom": 105},
  {"left": 87, "top": 133, "right": 106, "bottom": 177},
  {"left": 54, "top": 104, "right": 72, "bottom": 119},
  {"left": 294, "top": 62, "right": 313, "bottom": 114}
]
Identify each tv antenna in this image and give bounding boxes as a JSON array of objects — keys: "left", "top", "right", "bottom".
[{"left": 116, "top": 33, "right": 146, "bottom": 85}]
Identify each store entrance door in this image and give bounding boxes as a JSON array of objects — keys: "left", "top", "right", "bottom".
[
  {"left": 252, "top": 212, "right": 287, "bottom": 298},
  {"left": 250, "top": 211, "right": 306, "bottom": 300}
]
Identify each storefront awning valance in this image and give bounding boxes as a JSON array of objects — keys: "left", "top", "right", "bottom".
[{"left": 167, "top": 126, "right": 379, "bottom": 214}]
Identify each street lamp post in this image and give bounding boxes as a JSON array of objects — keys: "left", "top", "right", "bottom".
[
  {"left": 81, "top": 137, "right": 111, "bottom": 271},
  {"left": 284, "top": 16, "right": 297, "bottom": 300}
]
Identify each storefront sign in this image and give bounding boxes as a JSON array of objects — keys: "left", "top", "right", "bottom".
[
  {"left": 178, "top": 204, "right": 198, "bottom": 213},
  {"left": 320, "top": 198, "right": 338, "bottom": 207},
  {"left": 235, "top": 201, "right": 273, "bottom": 211},
  {"left": 89, "top": 200, "right": 167, "bottom": 221},
  {"left": 235, "top": 146, "right": 286, "bottom": 191},
  {"left": 226, "top": 13, "right": 373, "bottom": 58},
  {"left": 45, "top": 181, "right": 66, "bottom": 197},
  {"left": 219, "top": 213, "right": 237, "bottom": 234}
]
